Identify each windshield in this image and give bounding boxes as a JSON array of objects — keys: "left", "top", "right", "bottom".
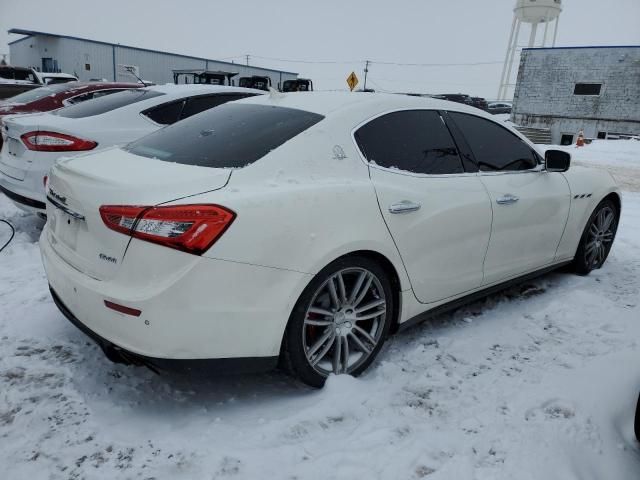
[
  {"left": 4, "top": 83, "right": 74, "bottom": 104},
  {"left": 55, "top": 89, "right": 163, "bottom": 118},
  {"left": 125, "top": 103, "right": 324, "bottom": 168}
]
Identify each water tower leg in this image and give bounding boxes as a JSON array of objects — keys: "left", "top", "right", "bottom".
[
  {"left": 528, "top": 21, "right": 539, "bottom": 48},
  {"left": 542, "top": 16, "right": 550, "bottom": 47},
  {"left": 502, "top": 19, "right": 521, "bottom": 100},
  {"left": 552, "top": 17, "right": 560, "bottom": 47},
  {"left": 498, "top": 15, "right": 518, "bottom": 100}
]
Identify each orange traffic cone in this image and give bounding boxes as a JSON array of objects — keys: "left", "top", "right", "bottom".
[{"left": 576, "top": 130, "right": 585, "bottom": 147}]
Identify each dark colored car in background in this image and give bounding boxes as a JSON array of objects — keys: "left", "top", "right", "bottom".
[
  {"left": 471, "top": 96, "right": 489, "bottom": 111},
  {"left": 487, "top": 102, "right": 513, "bottom": 115},
  {"left": 432, "top": 94, "right": 488, "bottom": 111},
  {"left": 432, "top": 93, "right": 473, "bottom": 105},
  {"left": 0, "top": 81, "right": 143, "bottom": 149}
]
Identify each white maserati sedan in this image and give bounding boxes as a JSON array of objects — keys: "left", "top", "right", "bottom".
[
  {"left": 40, "top": 92, "right": 621, "bottom": 387},
  {"left": 0, "top": 84, "right": 263, "bottom": 216}
]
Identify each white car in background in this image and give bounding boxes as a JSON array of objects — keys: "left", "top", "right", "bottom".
[
  {"left": 41, "top": 92, "right": 621, "bottom": 387},
  {"left": 0, "top": 84, "right": 263, "bottom": 215}
]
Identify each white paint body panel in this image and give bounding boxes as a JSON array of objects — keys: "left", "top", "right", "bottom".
[{"left": 39, "top": 92, "right": 620, "bottom": 362}]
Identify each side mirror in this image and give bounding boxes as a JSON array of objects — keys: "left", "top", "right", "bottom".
[{"left": 545, "top": 150, "right": 571, "bottom": 172}]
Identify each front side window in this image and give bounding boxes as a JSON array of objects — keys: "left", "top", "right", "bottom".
[
  {"left": 448, "top": 112, "right": 538, "bottom": 171},
  {"left": 354, "top": 110, "right": 464, "bottom": 175},
  {"left": 56, "top": 89, "right": 163, "bottom": 118},
  {"left": 126, "top": 103, "right": 324, "bottom": 168}
]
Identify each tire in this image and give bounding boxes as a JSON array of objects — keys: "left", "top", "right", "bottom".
[
  {"left": 282, "top": 256, "right": 394, "bottom": 388},
  {"left": 635, "top": 393, "right": 640, "bottom": 442},
  {"left": 573, "top": 199, "right": 619, "bottom": 275}
]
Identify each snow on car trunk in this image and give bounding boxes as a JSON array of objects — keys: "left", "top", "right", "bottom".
[{"left": 45, "top": 147, "right": 231, "bottom": 280}]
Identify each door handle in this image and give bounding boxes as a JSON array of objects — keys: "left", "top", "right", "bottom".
[
  {"left": 389, "top": 200, "right": 421, "bottom": 214},
  {"left": 496, "top": 194, "right": 519, "bottom": 205}
]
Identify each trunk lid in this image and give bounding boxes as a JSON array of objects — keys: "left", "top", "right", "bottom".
[
  {"left": 0, "top": 113, "right": 43, "bottom": 180},
  {"left": 45, "top": 147, "right": 231, "bottom": 280}
]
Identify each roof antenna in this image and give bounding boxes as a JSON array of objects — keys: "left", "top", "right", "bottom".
[{"left": 123, "top": 65, "right": 147, "bottom": 85}]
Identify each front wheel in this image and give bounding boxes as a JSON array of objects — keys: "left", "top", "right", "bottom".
[
  {"left": 282, "top": 256, "right": 394, "bottom": 388},
  {"left": 573, "top": 199, "right": 619, "bottom": 275}
]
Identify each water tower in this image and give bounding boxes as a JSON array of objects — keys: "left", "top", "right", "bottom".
[{"left": 497, "top": 0, "right": 562, "bottom": 100}]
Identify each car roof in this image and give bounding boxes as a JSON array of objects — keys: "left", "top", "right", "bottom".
[
  {"left": 142, "top": 84, "right": 265, "bottom": 96},
  {"left": 236, "top": 91, "right": 490, "bottom": 119}
]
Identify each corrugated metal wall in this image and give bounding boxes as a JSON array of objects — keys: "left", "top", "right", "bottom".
[{"left": 9, "top": 35, "right": 298, "bottom": 88}]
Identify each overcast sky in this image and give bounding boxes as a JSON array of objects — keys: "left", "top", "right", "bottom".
[{"left": 1, "top": 0, "right": 638, "bottom": 99}]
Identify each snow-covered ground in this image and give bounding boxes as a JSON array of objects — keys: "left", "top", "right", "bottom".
[{"left": 1, "top": 140, "right": 639, "bottom": 479}]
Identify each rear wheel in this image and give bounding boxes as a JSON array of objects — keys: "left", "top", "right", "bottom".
[
  {"left": 282, "top": 256, "right": 394, "bottom": 388},
  {"left": 573, "top": 199, "right": 619, "bottom": 275},
  {"left": 635, "top": 393, "right": 640, "bottom": 442}
]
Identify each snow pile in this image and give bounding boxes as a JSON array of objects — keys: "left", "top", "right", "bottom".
[
  {"left": 0, "top": 141, "right": 639, "bottom": 479},
  {"left": 543, "top": 139, "right": 640, "bottom": 192}
]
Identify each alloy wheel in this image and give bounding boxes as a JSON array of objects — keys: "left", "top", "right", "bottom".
[
  {"left": 302, "top": 267, "right": 387, "bottom": 376},
  {"left": 584, "top": 205, "right": 616, "bottom": 268}
]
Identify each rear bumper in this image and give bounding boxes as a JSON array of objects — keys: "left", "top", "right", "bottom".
[
  {"left": 49, "top": 287, "right": 278, "bottom": 374},
  {"left": 41, "top": 226, "right": 313, "bottom": 363},
  {"left": 0, "top": 183, "right": 46, "bottom": 211},
  {"left": 0, "top": 166, "right": 46, "bottom": 214}
]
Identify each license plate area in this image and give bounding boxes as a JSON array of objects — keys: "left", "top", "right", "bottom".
[
  {"left": 6, "top": 137, "right": 24, "bottom": 157},
  {"left": 50, "top": 206, "right": 81, "bottom": 251},
  {"left": 0, "top": 137, "right": 29, "bottom": 180}
]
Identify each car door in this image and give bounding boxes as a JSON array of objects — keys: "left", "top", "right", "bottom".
[
  {"left": 446, "top": 111, "right": 570, "bottom": 284},
  {"left": 355, "top": 109, "right": 492, "bottom": 304}
]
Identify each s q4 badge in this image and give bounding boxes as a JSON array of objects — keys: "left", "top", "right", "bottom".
[{"left": 99, "top": 253, "right": 117, "bottom": 264}]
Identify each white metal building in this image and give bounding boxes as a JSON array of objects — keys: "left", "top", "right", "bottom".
[
  {"left": 7, "top": 28, "right": 298, "bottom": 89},
  {"left": 511, "top": 45, "right": 640, "bottom": 145}
]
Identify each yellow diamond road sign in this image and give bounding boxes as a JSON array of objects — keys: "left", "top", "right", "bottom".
[{"left": 347, "top": 71, "right": 359, "bottom": 91}]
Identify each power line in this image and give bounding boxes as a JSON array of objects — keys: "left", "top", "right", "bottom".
[
  {"left": 238, "top": 55, "right": 503, "bottom": 68},
  {"left": 249, "top": 55, "right": 359, "bottom": 65},
  {"left": 371, "top": 60, "right": 503, "bottom": 67}
]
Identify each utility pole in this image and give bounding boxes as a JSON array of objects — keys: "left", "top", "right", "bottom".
[
  {"left": 245, "top": 54, "right": 250, "bottom": 66},
  {"left": 363, "top": 60, "right": 370, "bottom": 91}
]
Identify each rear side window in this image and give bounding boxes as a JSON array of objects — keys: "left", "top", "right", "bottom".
[
  {"left": 142, "top": 93, "right": 257, "bottom": 126},
  {"left": 56, "top": 89, "right": 163, "bottom": 118},
  {"left": 142, "top": 100, "right": 185, "bottom": 125},
  {"left": 4, "top": 83, "right": 72, "bottom": 104},
  {"left": 125, "top": 103, "right": 324, "bottom": 168},
  {"left": 448, "top": 112, "right": 538, "bottom": 171},
  {"left": 64, "top": 89, "right": 125, "bottom": 106},
  {"left": 354, "top": 110, "right": 464, "bottom": 175},
  {"left": 180, "top": 93, "right": 256, "bottom": 120}
]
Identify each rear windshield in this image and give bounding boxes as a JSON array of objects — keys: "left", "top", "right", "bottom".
[
  {"left": 56, "top": 89, "right": 163, "bottom": 118},
  {"left": 125, "top": 103, "right": 324, "bottom": 168},
  {"left": 4, "top": 83, "right": 74, "bottom": 104}
]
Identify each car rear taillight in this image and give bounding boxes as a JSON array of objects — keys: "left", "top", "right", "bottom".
[
  {"left": 21, "top": 131, "right": 97, "bottom": 152},
  {"left": 99, "top": 204, "right": 236, "bottom": 255}
]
